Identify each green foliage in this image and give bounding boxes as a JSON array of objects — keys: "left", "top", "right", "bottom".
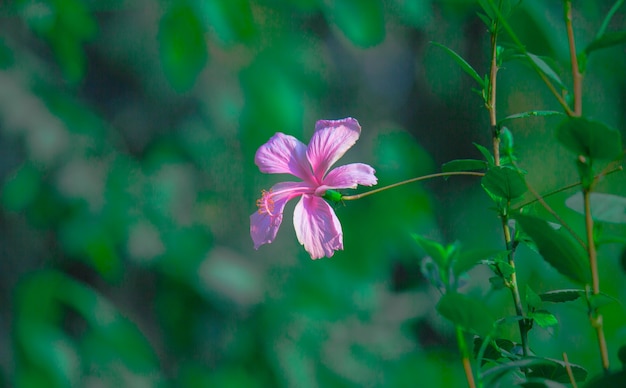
[
  {"left": 556, "top": 117, "right": 623, "bottom": 161},
  {"left": 326, "top": 0, "right": 386, "bottom": 47},
  {"left": 159, "top": 3, "right": 208, "bottom": 91},
  {"left": 436, "top": 292, "right": 495, "bottom": 337},
  {"left": 430, "top": 42, "right": 486, "bottom": 88},
  {"left": 514, "top": 214, "right": 590, "bottom": 285},
  {"left": 441, "top": 159, "right": 488, "bottom": 173},
  {"left": 481, "top": 166, "right": 527, "bottom": 202}
]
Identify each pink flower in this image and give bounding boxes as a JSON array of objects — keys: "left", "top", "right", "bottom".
[{"left": 250, "top": 117, "right": 377, "bottom": 259}]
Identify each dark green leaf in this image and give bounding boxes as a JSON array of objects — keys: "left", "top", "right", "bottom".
[
  {"left": 585, "top": 31, "right": 626, "bottom": 54},
  {"left": 539, "top": 289, "right": 584, "bottom": 303},
  {"left": 474, "top": 337, "right": 517, "bottom": 362},
  {"left": 442, "top": 159, "right": 489, "bottom": 173},
  {"left": 565, "top": 192, "right": 626, "bottom": 224},
  {"left": 436, "top": 292, "right": 494, "bottom": 337},
  {"left": 521, "top": 378, "right": 569, "bottom": 388},
  {"left": 482, "top": 166, "right": 527, "bottom": 200},
  {"left": 555, "top": 117, "right": 623, "bottom": 160},
  {"left": 498, "top": 111, "right": 563, "bottom": 126},
  {"left": 159, "top": 4, "right": 208, "bottom": 91},
  {"left": 327, "top": 0, "right": 385, "bottom": 47},
  {"left": 526, "top": 357, "right": 587, "bottom": 383},
  {"left": 514, "top": 214, "right": 589, "bottom": 285},
  {"left": 431, "top": 42, "right": 485, "bottom": 87},
  {"left": 584, "top": 370, "right": 626, "bottom": 388}
]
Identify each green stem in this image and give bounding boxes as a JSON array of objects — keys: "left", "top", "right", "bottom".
[
  {"left": 456, "top": 326, "right": 477, "bottom": 388},
  {"left": 565, "top": 0, "right": 582, "bottom": 116},
  {"left": 584, "top": 188, "right": 610, "bottom": 371},
  {"left": 341, "top": 171, "right": 485, "bottom": 201}
]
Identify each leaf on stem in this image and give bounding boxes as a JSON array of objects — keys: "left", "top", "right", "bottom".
[
  {"left": 497, "top": 111, "right": 563, "bottom": 126},
  {"left": 525, "top": 52, "right": 566, "bottom": 92},
  {"left": 514, "top": 214, "right": 589, "bottom": 285},
  {"left": 481, "top": 166, "right": 527, "bottom": 201},
  {"left": 436, "top": 292, "right": 494, "bottom": 337},
  {"left": 585, "top": 31, "right": 626, "bottom": 55},
  {"left": 412, "top": 234, "right": 449, "bottom": 270},
  {"left": 539, "top": 289, "right": 584, "bottom": 303},
  {"left": 555, "top": 117, "right": 623, "bottom": 160},
  {"left": 565, "top": 192, "right": 626, "bottom": 224},
  {"left": 474, "top": 143, "right": 495, "bottom": 166},
  {"left": 430, "top": 42, "right": 485, "bottom": 88}
]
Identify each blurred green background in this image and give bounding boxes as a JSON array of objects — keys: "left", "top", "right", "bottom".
[{"left": 0, "top": 0, "right": 625, "bottom": 386}]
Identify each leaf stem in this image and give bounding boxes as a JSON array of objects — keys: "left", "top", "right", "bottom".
[
  {"left": 562, "top": 352, "right": 578, "bottom": 388},
  {"left": 341, "top": 171, "right": 485, "bottom": 201}
]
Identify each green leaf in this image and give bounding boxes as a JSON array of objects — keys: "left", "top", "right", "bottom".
[
  {"left": 436, "top": 292, "right": 494, "bottom": 337},
  {"left": 525, "top": 285, "right": 542, "bottom": 310},
  {"left": 526, "top": 52, "right": 566, "bottom": 91},
  {"left": 326, "top": 0, "right": 385, "bottom": 47},
  {"left": 474, "top": 143, "right": 495, "bottom": 166},
  {"left": 441, "top": 159, "right": 489, "bottom": 173},
  {"left": 481, "top": 166, "right": 527, "bottom": 201},
  {"left": 498, "top": 111, "right": 563, "bottom": 126},
  {"left": 452, "top": 249, "right": 505, "bottom": 276},
  {"left": 539, "top": 289, "right": 584, "bottom": 303},
  {"left": 474, "top": 337, "right": 518, "bottom": 364},
  {"left": 431, "top": 42, "right": 485, "bottom": 87},
  {"left": 526, "top": 357, "right": 587, "bottom": 383},
  {"left": 565, "top": 192, "right": 626, "bottom": 224},
  {"left": 585, "top": 31, "right": 626, "bottom": 54},
  {"left": 530, "top": 310, "right": 558, "bottom": 328},
  {"left": 514, "top": 214, "right": 589, "bottom": 285},
  {"left": 199, "top": 0, "right": 256, "bottom": 44},
  {"left": 412, "top": 234, "right": 448, "bottom": 270},
  {"left": 159, "top": 4, "right": 208, "bottom": 91},
  {"left": 555, "top": 117, "right": 623, "bottom": 160}
]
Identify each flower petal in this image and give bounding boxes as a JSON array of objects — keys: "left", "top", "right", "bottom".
[
  {"left": 317, "top": 163, "right": 377, "bottom": 193},
  {"left": 306, "top": 118, "right": 361, "bottom": 182},
  {"left": 250, "top": 181, "right": 313, "bottom": 249},
  {"left": 255, "top": 132, "right": 311, "bottom": 180},
  {"left": 293, "top": 194, "right": 343, "bottom": 259}
]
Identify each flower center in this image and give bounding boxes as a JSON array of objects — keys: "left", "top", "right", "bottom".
[{"left": 256, "top": 189, "right": 275, "bottom": 216}]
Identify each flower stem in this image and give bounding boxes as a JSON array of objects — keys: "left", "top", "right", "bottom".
[
  {"left": 565, "top": 0, "right": 582, "bottom": 116},
  {"left": 341, "top": 171, "right": 485, "bottom": 201}
]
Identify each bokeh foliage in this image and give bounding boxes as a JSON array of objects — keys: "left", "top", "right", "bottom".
[{"left": 0, "top": 0, "right": 624, "bottom": 386}]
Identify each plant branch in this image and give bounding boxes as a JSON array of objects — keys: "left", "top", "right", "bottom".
[
  {"left": 341, "top": 171, "right": 485, "bottom": 201},
  {"left": 565, "top": 0, "right": 582, "bottom": 116}
]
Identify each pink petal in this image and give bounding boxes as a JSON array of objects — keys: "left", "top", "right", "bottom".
[
  {"left": 255, "top": 132, "right": 312, "bottom": 180},
  {"left": 250, "top": 181, "right": 313, "bottom": 249},
  {"left": 317, "top": 163, "right": 377, "bottom": 193},
  {"left": 306, "top": 118, "right": 361, "bottom": 182},
  {"left": 293, "top": 194, "right": 343, "bottom": 259}
]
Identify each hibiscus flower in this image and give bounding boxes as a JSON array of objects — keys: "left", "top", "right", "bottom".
[{"left": 250, "top": 117, "right": 377, "bottom": 259}]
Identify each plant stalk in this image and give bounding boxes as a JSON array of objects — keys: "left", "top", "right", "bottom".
[{"left": 456, "top": 326, "right": 477, "bottom": 388}]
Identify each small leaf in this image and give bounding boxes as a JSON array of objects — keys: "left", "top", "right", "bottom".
[
  {"left": 474, "top": 143, "right": 495, "bottom": 166},
  {"left": 565, "top": 192, "right": 626, "bottom": 224},
  {"left": 412, "top": 235, "right": 448, "bottom": 270},
  {"left": 498, "top": 111, "right": 563, "bottom": 126},
  {"left": 442, "top": 159, "right": 489, "bottom": 173},
  {"left": 514, "top": 214, "right": 589, "bottom": 285},
  {"left": 526, "top": 52, "right": 566, "bottom": 91},
  {"left": 525, "top": 285, "right": 542, "bottom": 310},
  {"left": 453, "top": 249, "right": 505, "bottom": 276},
  {"left": 474, "top": 337, "right": 517, "bottom": 364},
  {"left": 431, "top": 42, "right": 485, "bottom": 87},
  {"left": 555, "top": 117, "right": 623, "bottom": 160},
  {"left": 539, "top": 289, "right": 584, "bottom": 303},
  {"left": 585, "top": 31, "right": 626, "bottom": 54},
  {"left": 530, "top": 310, "right": 558, "bottom": 328},
  {"left": 482, "top": 166, "right": 527, "bottom": 201},
  {"left": 436, "top": 292, "right": 494, "bottom": 337}
]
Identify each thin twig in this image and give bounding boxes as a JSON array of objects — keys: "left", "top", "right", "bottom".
[{"left": 562, "top": 352, "right": 578, "bottom": 388}]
